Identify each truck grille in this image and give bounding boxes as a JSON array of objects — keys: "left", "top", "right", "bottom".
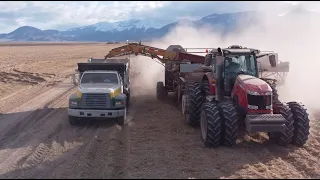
[
  {"left": 247, "top": 94, "right": 271, "bottom": 110},
  {"left": 83, "top": 93, "right": 109, "bottom": 108}
]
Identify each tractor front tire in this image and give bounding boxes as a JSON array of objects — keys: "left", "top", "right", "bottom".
[
  {"left": 288, "top": 102, "right": 310, "bottom": 146},
  {"left": 156, "top": 81, "right": 167, "bottom": 100},
  {"left": 219, "top": 102, "right": 239, "bottom": 147},
  {"left": 184, "top": 81, "right": 202, "bottom": 127},
  {"left": 200, "top": 102, "right": 222, "bottom": 147},
  {"left": 275, "top": 103, "right": 294, "bottom": 146}
]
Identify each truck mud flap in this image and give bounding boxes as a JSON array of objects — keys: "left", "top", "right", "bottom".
[{"left": 245, "top": 114, "right": 286, "bottom": 133}]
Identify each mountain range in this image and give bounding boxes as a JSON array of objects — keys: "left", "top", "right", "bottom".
[{"left": 0, "top": 8, "right": 317, "bottom": 42}]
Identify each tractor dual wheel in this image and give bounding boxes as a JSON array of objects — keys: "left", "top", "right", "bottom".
[
  {"left": 219, "top": 102, "right": 239, "bottom": 147},
  {"left": 288, "top": 102, "right": 310, "bottom": 146},
  {"left": 200, "top": 101, "right": 239, "bottom": 147},
  {"left": 269, "top": 103, "right": 294, "bottom": 146},
  {"left": 183, "top": 81, "right": 202, "bottom": 127},
  {"left": 156, "top": 81, "right": 167, "bottom": 100},
  {"left": 202, "top": 80, "right": 211, "bottom": 97},
  {"left": 200, "top": 102, "right": 222, "bottom": 147}
]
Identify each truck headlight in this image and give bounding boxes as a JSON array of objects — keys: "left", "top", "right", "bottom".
[
  {"left": 69, "top": 101, "right": 78, "bottom": 106},
  {"left": 115, "top": 100, "right": 125, "bottom": 106}
]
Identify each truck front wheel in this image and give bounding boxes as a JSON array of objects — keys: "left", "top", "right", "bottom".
[
  {"left": 68, "top": 115, "right": 77, "bottom": 126},
  {"left": 118, "top": 116, "right": 126, "bottom": 126},
  {"left": 126, "top": 92, "right": 131, "bottom": 108}
]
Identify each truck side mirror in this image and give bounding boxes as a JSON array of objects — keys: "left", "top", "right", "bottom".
[
  {"left": 269, "top": 54, "right": 277, "bottom": 67},
  {"left": 72, "top": 74, "right": 79, "bottom": 86}
]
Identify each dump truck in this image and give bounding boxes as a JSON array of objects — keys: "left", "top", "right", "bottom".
[
  {"left": 68, "top": 58, "right": 130, "bottom": 125},
  {"left": 104, "top": 43, "right": 309, "bottom": 148}
]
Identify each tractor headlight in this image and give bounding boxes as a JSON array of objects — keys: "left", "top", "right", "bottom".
[
  {"left": 247, "top": 91, "right": 260, "bottom": 96},
  {"left": 265, "top": 91, "right": 272, "bottom": 96}
]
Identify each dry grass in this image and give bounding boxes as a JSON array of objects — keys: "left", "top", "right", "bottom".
[{"left": 0, "top": 43, "right": 124, "bottom": 98}]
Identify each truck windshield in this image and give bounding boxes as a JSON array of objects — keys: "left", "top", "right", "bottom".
[{"left": 81, "top": 73, "right": 119, "bottom": 84}]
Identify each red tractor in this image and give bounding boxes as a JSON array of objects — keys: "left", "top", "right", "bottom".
[{"left": 181, "top": 45, "right": 310, "bottom": 147}]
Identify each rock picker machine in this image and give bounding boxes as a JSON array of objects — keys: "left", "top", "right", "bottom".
[{"left": 105, "top": 43, "right": 310, "bottom": 147}]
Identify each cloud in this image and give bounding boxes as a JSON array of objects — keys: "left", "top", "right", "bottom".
[
  {"left": 0, "top": 1, "right": 318, "bottom": 33},
  {"left": 133, "top": 1, "right": 320, "bottom": 111}
]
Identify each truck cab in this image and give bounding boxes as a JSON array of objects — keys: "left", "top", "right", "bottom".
[{"left": 68, "top": 59, "right": 130, "bottom": 126}]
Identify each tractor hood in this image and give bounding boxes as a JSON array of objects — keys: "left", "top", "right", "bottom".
[
  {"left": 79, "top": 83, "right": 121, "bottom": 94},
  {"left": 236, "top": 74, "right": 272, "bottom": 95}
]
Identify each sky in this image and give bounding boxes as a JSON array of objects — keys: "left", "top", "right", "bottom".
[{"left": 0, "top": 1, "right": 318, "bottom": 33}]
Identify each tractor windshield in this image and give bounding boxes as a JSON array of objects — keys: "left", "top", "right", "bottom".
[{"left": 224, "top": 54, "right": 257, "bottom": 77}]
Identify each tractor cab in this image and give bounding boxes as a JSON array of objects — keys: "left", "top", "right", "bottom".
[
  {"left": 208, "top": 46, "right": 277, "bottom": 101},
  {"left": 221, "top": 53, "right": 259, "bottom": 95}
]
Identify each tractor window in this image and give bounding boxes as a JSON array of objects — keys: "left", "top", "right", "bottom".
[
  {"left": 224, "top": 54, "right": 257, "bottom": 76},
  {"left": 81, "top": 73, "right": 119, "bottom": 84}
]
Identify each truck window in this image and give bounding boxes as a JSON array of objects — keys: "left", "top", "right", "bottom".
[{"left": 81, "top": 73, "right": 119, "bottom": 84}]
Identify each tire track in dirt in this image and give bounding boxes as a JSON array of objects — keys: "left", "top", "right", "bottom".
[
  {"left": 0, "top": 83, "right": 132, "bottom": 178},
  {"left": 0, "top": 83, "right": 76, "bottom": 175},
  {"left": 122, "top": 88, "right": 320, "bottom": 179}
]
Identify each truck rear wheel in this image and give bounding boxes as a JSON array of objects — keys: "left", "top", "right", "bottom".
[
  {"left": 68, "top": 115, "right": 77, "bottom": 126},
  {"left": 200, "top": 102, "right": 222, "bottom": 147},
  {"left": 219, "top": 102, "right": 238, "bottom": 147},
  {"left": 156, "top": 81, "right": 167, "bottom": 100},
  {"left": 288, "top": 102, "right": 310, "bottom": 146}
]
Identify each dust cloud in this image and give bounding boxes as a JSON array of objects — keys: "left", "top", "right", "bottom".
[
  {"left": 131, "top": 3, "right": 320, "bottom": 111},
  {"left": 129, "top": 55, "right": 165, "bottom": 95}
]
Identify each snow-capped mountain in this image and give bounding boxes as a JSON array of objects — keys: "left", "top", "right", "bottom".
[
  {"left": 0, "top": 8, "right": 317, "bottom": 42},
  {"left": 68, "top": 18, "right": 173, "bottom": 32}
]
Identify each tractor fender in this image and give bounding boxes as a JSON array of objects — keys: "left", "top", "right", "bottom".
[{"left": 202, "top": 72, "right": 216, "bottom": 95}]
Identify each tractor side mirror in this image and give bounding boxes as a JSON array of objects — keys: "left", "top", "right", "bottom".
[{"left": 269, "top": 54, "right": 277, "bottom": 67}]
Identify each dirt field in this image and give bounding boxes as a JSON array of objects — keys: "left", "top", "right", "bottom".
[{"left": 0, "top": 43, "right": 319, "bottom": 179}]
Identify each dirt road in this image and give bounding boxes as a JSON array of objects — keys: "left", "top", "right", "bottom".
[{"left": 0, "top": 43, "right": 319, "bottom": 179}]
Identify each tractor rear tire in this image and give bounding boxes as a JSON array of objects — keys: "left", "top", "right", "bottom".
[
  {"left": 156, "top": 81, "right": 167, "bottom": 100},
  {"left": 68, "top": 115, "right": 77, "bottom": 126},
  {"left": 219, "top": 102, "right": 239, "bottom": 146},
  {"left": 184, "top": 81, "right": 202, "bottom": 127},
  {"left": 288, "top": 102, "right": 310, "bottom": 146},
  {"left": 202, "top": 80, "right": 211, "bottom": 98},
  {"left": 274, "top": 103, "right": 294, "bottom": 146},
  {"left": 200, "top": 102, "right": 222, "bottom": 147}
]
